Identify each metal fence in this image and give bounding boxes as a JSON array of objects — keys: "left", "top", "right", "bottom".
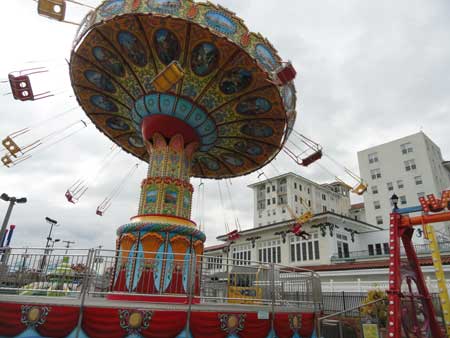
[
  {"left": 0, "top": 247, "right": 322, "bottom": 312},
  {"left": 321, "top": 291, "right": 444, "bottom": 317},
  {"left": 319, "top": 294, "right": 447, "bottom": 338},
  {"left": 331, "top": 241, "right": 450, "bottom": 262}
]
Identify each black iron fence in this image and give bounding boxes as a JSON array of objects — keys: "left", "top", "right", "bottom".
[{"left": 322, "top": 291, "right": 444, "bottom": 318}]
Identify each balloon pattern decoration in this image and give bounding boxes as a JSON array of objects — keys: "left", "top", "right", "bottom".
[{"left": 70, "top": 0, "right": 297, "bottom": 179}]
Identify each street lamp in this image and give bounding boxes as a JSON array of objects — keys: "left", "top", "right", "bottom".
[
  {"left": 51, "top": 238, "right": 61, "bottom": 248},
  {"left": 44, "top": 217, "right": 58, "bottom": 249},
  {"left": 0, "top": 193, "right": 27, "bottom": 248},
  {"left": 39, "top": 217, "right": 59, "bottom": 270},
  {"left": 391, "top": 194, "right": 399, "bottom": 210}
]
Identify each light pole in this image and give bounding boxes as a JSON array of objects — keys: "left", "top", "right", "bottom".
[
  {"left": 1, "top": 193, "right": 26, "bottom": 264},
  {"left": 40, "top": 217, "right": 59, "bottom": 270},
  {"left": 44, "top": 217, "right": 58, "bottom": 250},
  {"left": 0, "top": 193, "right": 27, "bottom": 248},
  {"left": 51, "top": 238, "right": 61, "bottom": 248},
  {"left": 62, "top": 240, "right": 75, "bottom": 255}
]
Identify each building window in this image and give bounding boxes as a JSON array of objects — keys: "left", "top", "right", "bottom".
[
  {"left": 370, "top": 168, "right": 382, "bottom": 180},
  {"left": 401, "top": 142, "right": 413, "bottom": 155},
  {"left": 232, "top": 245, "right": 251, "bottom": 266},
  {"left": 294, "top": 182, "right": 297, "bottom": 189},
  {"left": 258, "top": 239, "right": 281, "bottom": 263},
  {"left": 257, "top": 201, "right": 265, "bottom": 210},
  {"left": 279, "top": 196, "right": 285, "bottom": 204},
  {"left": 397, "top": 180, "right": 404, "bottom": 189},
  {"left": 272, "top": 185, "right": 275, "bottom": 192},
  {"left": 368, "top": 244, "right": 374, "bottom": 256},
  {"left": 322, "top": 205, "right": 327, "bottom": 212},
  {"left": 206, "top": 256, "right": 223, "bottom": 270},
  {"left": 404, "top": 159, "right": 417, "bottom": 171},
  {"left": 295, "top": 195, "right": 298, "bottom": 202},
  {"left": 267, "top": 211, "right": 270, "bottom": 217},
  {"left": 273, "top": 209, "right": 276, "bottom": 215},
  {"left": 322, "top": 194, "right": 326, "bottom": 201},
  {"left": 375, "top": 243, "right": 382, "bottom": 255},
  {"left": 272, "top": 197, "right": 276, "bottom": 204},
  {"left": 266, "top": 186, "right": 270, "bottom": 193},
  {"left": 368, "top": 152, "right": 379, "bottom": 164},
  {"left": 371, "top": 185, "right": 378, "bottom": 194},
  {"left": 417, "top": 192, "right": 425, "bottom": 198},
  {"left": 267, "top": 199, "right": 270, "bottom": 205},
  {"left": 308, "top": 200, "right": 311, "bottom": 207},
  {"left": 400, "top": 195, "right": 407, "bottom": 205},
  {"left": 387, "top": 182, "right": 393, "bottom": 191},
  {"left": 299, "top": 184, "right": 303, "bottom": 191},
  {"left": 258, "top": 213, "right": 262, "bottom": 218},
  {"left": 376, "top": 216, "right": 383, "bottom": 225},
  {"left": 415, "top": 176, "right": 423, "bottom": 185},
  {"left": 336, "top": 233, "right": 349, "bottom": 259},
  {"left": 374, "top": 201, "right": 381, "bottom": 210},
  {"left": 307, "top": 188, "right": 311, "bottom": 194},
  {"left": 282, "top": 208, "right": 286, "bottom": 214},
  {"left": 383, "top": 243, "right": 390, "bottom": 254},
  {"left": 290, "top": 233, "right": 319, "bottom": 262}
]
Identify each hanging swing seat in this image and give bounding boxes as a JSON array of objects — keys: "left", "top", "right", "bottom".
[
  {"left": 8, "top": 69, "right": 52, "bottom": 101},
  {"left": 152, "top": 61, "right": 185, "bottom": 92},
  {"left": 352, "top": 182, "right": 368, "bottom": 196},
  {"left": 2, "top": 136, "right": 21, "bottom": 157},
  {"left": 1, "top": 155, "right": 13, "bottom": 167},
  {"left": 226, "top": 229, "right": 240, "bottom": 241},
  {"left": 301, "top": 149, "right": 322, "bottom": 167},
  {"left": 38, "top": 0, "right": 67, "bottom": 22},
  {"left": 292, "top": 223, "right": 310, "bottom": 239},
  {"left": 276, "top": 61, "right": 297, "bottom": 85},
  {"left": 65, "top": 190, "right": 76, "bottom": 204}
]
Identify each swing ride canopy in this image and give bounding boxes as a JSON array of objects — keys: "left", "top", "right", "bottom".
[{"left": 70, "top": 0, "right": 297, "bottom": 179}]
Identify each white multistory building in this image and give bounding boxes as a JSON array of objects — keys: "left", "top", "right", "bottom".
[
  {"left": 204, "top": 169, "right": 450, "bottom": 292},
  {"left": 248, "top": 173, "right": 351, "bottom": 228},
  {"left": 358, "top": 132, "right": 450, "bottom": 236}
]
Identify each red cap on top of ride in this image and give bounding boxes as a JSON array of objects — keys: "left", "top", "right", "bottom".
[{"left": 141, "top": 115, "right": 200, "bottom": 145}]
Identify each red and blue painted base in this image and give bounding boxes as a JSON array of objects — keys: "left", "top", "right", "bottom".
[{"left": 0, "top": 301, "right": 316, "bottom": 338}]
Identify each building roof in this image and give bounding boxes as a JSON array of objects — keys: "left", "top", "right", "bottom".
[
  {"left": 216, "top": 211, "right": 382, "bottom": 241},
  {"left": 350, "top": 203, "right": 365, "bottom": 210},
  {"left": 298, "top": 255, "right": 450, "bottom": 272},
  {"left": 204, "top": 243, "right": 228, "bottom": 252},
  {"left": 443, "top": 161, "right": 450, "bottom": 172}
]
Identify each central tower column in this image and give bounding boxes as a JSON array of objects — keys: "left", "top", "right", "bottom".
[
  {"left": 136, "top": 132, "right": 197, "bottom": 222},
  {"left": 111, "top": 115, "right": 205, "bottom": 300}
]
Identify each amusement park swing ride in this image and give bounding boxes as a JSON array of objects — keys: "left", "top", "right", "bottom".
[{"left": 0, "top": 1, "right": 448, "bottom": 338}]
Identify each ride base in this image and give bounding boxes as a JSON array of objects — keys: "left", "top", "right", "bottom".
[{"left": 0, "top": 247, "right": 321, "bottom": 338}]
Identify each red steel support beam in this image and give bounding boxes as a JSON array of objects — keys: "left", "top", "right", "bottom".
[
  {"left": 400, "top": 211, "right": 450, "bottom": 227},
  {"left": 387, "top": 212, "right": 402, "bottom": 338}
]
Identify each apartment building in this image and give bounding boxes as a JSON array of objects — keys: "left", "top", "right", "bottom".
[{"left": 358, "top": 132, "right": 450, "bottom": 236}]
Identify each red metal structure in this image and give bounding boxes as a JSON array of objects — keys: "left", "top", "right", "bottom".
[{"left": 388, "top": 190, "right": 450, "bottom": 338}]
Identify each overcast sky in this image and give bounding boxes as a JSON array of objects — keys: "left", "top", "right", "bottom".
[{"left": 1, "top": 0, "right": 449, "bottom": 250}]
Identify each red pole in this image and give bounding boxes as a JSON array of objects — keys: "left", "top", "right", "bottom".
[
  {"left": 401, "top": 228, "right": 443, "bottom": 338},
  {"left": 387, "top": 212, "right": 402, "bottom": 338}
]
